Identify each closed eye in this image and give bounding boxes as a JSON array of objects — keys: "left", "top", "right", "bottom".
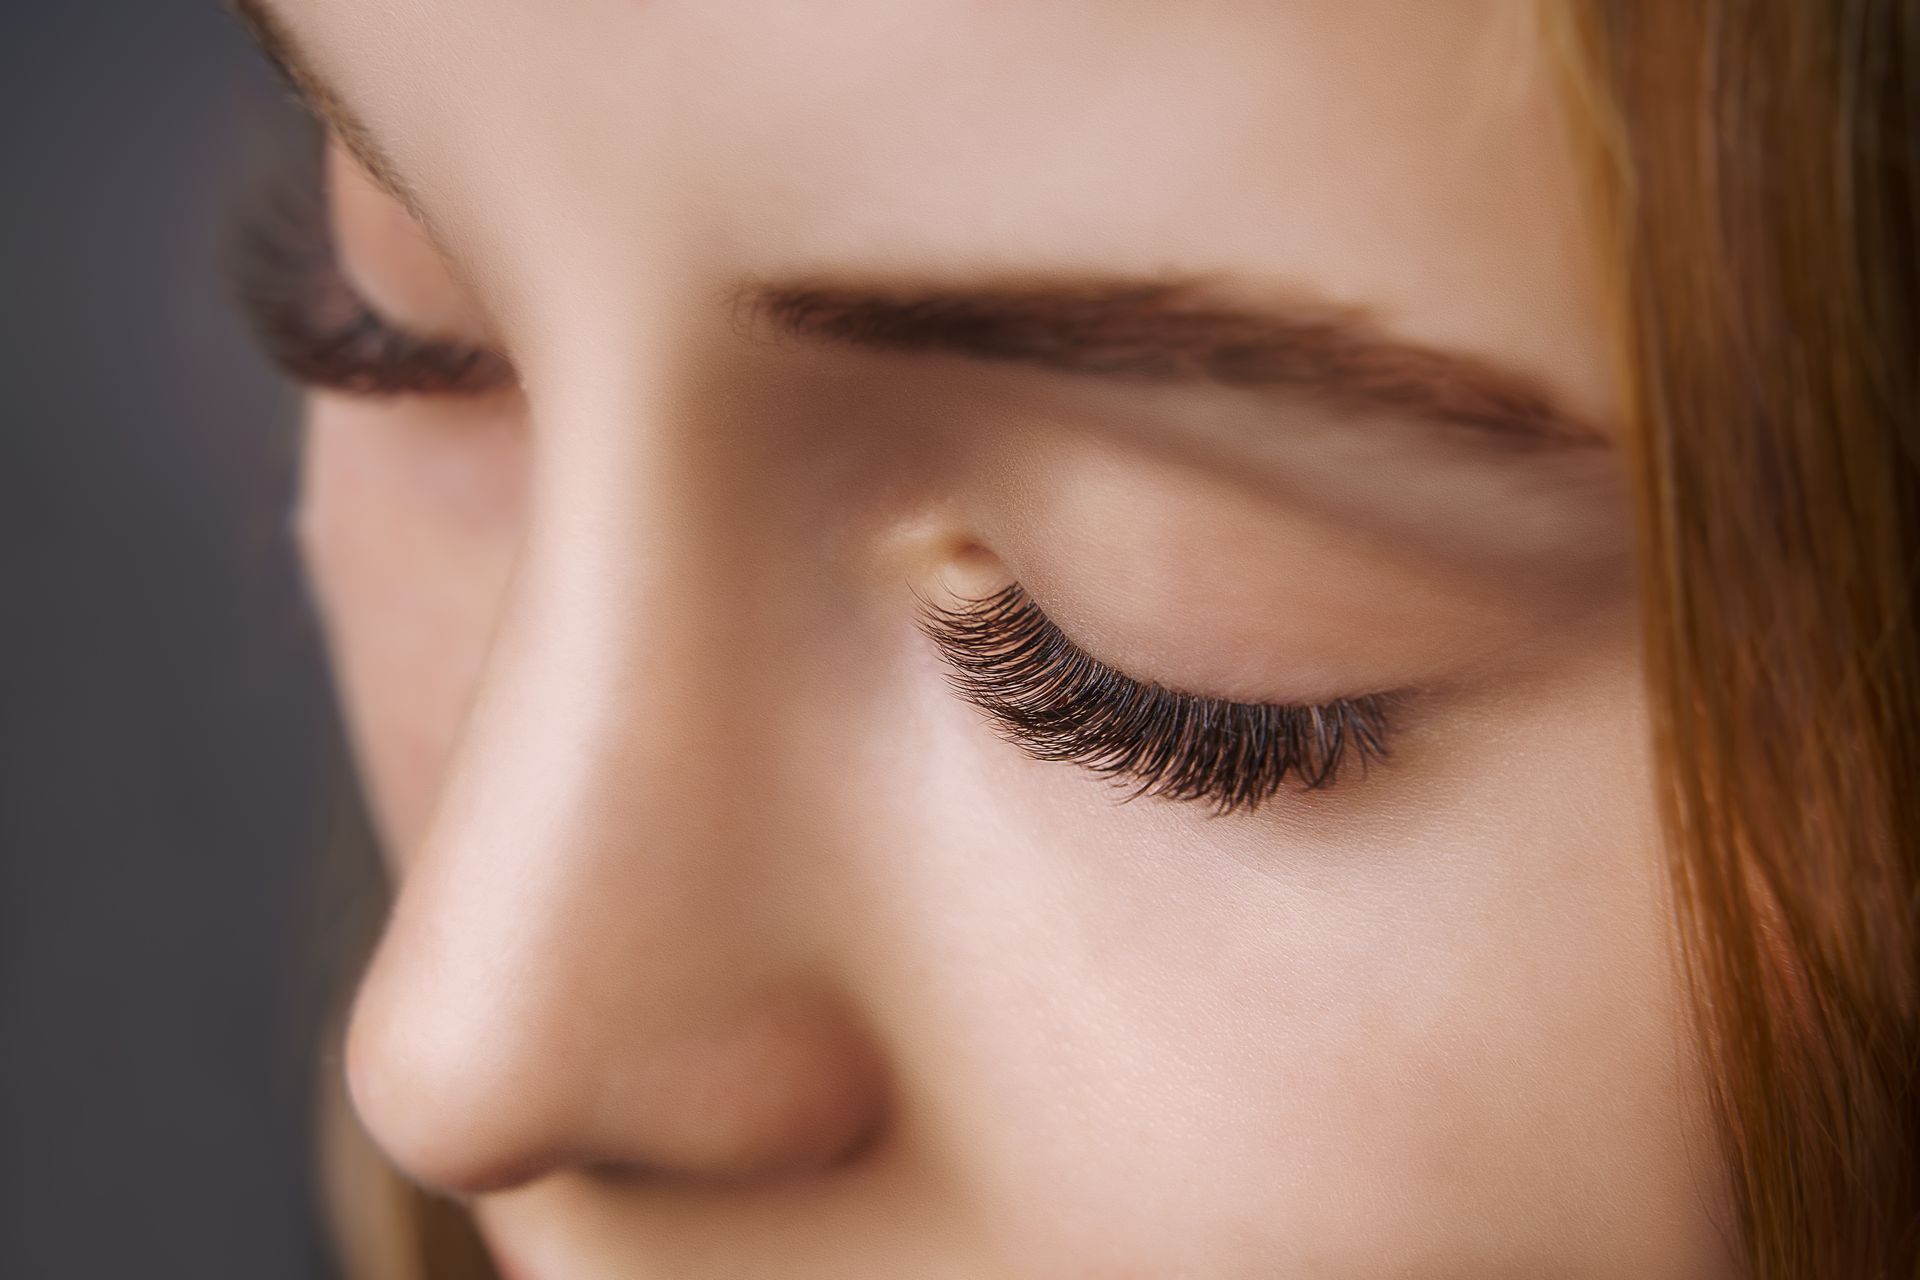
[
  {"left": 224, "top": 154, "right": 514, "bottom": 397},
  {"left": 919, "top": 583, "right": 1398, "bottom": 814}
]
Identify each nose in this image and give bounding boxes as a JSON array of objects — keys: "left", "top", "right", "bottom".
[{"left": 340, "top": 426, "right": 891, "bottom": 1196}]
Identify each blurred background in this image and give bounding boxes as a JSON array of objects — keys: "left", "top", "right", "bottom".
[{"left": 2, "top": 4, "right": 342, "bottom": 1276}]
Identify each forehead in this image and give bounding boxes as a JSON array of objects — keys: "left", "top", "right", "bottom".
[{"left": 284, "top": 0, "right": 1607, "bottom": 416}]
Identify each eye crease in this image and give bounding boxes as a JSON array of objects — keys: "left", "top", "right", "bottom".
[{"left": 920, "top": 582, "right": 1396, "bottom": 813}]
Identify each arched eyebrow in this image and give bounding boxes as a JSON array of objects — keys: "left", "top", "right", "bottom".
[
  {"left": 230, "top": 0, "right": 1606, "bottom": 455},
  {"left": 747, "top": 281, "right": 1609, "bottom": 452},
  {"left": 228, "top": 0, "right": 430, "bottom": 231}
]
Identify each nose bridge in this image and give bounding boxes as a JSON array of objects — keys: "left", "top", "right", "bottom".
[
  {"left": 344, "top": 374, "right": 888, "bottom": 1194},
  {"left": 418, "top": 371, "right": 771, "bottom": 952}
]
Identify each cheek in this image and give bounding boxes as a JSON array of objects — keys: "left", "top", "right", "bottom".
[
  {"left": 875, "top": 646, "right": 1723, "bottom": 1274},
  {"left": 295, "top": 393, "right": 527, "bottom": 857}
]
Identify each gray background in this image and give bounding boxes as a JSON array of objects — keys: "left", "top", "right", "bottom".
[{"left": 2, "top": 3, "right": 342, "bottom": 1276}]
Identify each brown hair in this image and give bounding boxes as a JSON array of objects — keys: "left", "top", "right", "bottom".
[
  {"left": 1558, "top": 0, "right": 1920, "bottom": 1273},
  {"left": 317, "top": 3, "right": 1920, "bottom": 1276}
]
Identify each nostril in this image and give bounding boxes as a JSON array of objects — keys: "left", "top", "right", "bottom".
[
  {"left": 577, "top": 995, "right": 895, "bottom": 1184},
  {"left": 342, "top": 950, "right": 893, "bottom": 1197}
]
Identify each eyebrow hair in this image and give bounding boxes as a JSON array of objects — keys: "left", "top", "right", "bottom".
[
  {"left": 227, "top": 0, "right": 429, "bottom": 226},
  {"left": 750, "top": 281, "right": 1608, "bottom": 451},
  {"left": 225, "top": 0, "right": 1602, "bottom": 454}
]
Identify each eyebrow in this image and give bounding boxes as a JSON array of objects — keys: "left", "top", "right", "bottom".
[
  {"left": 227, "top": 0, "right": 428, "bottom": 225},
  {"left": 228, "top": 0, "right": 1601, "bottom": 454},
  {"left": 749, "top": 281, "right": 1606, "bottom": 451}
]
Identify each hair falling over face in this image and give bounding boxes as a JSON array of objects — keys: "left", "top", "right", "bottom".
[{"left": 1556, "top": 1, "right": 1920, "bottom": 1274}]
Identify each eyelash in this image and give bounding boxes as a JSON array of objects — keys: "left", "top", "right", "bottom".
[
  {"left": 225, "top": 160, "right": 513, "bottom": 396},
  {"left": 921, "top": 584, "right": 1395, "bottom": 814}
]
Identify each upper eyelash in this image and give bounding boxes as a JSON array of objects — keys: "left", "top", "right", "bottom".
[
  {"left": 224, "top": 157, "right": 515, "bottom": 397},
  {"left": 920, "top": 583, "right": 1394, "bottom": 814}
]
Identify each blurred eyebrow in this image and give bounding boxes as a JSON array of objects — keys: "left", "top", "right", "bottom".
[
  {"left": 227, "top": 0, "right": 427, "bottom": 224},
  {"left": 750, "top": 281, "right": 1607, "bottom": 451}
]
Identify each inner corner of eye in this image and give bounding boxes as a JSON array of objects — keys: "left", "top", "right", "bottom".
[{"left": 914, "top": 538, "right": 1011, "bottom": 609}]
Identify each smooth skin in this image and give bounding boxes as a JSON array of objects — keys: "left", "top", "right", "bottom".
[{"left": 265, "top": 0, "right": 1735, "bottom": 1274}]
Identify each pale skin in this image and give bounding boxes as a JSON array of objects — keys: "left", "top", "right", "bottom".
[{"left": 248, "top": 0, "right": 1736, "bottom": 1274}]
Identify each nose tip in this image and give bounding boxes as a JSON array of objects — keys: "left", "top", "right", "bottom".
[
  {"left": 340, "top": 976, "right": 576, "bottom": 1198},
  {"left": 342, "top": 944, "right": 891, "bottom": 1197}
]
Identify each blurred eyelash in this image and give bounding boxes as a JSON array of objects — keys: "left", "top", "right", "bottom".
[
  {"left": 921, "top": 583, "right": 1394, "bottom": 814},
  {"left": 224, "top": 156, "right": 514, "bottom": 396}
]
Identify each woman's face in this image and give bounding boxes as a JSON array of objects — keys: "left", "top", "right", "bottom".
[{"left": 251, "top": 0, "right": 1733, "bottom": 1274}]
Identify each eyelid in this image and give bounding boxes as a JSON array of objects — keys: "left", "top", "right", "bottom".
[
  {"left": 919, "top": 582, "right": 1396, "bottom": 813},
  {"left": 225, "top": 161, "right": 516, "bottom": 397}
]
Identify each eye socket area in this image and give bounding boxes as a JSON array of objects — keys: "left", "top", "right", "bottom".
[
  {"left": 322, "top": 142, "right": 499, "bottom": 351},
  {"left": 228, "top": 135, "right": 515, "bottom": 397}
]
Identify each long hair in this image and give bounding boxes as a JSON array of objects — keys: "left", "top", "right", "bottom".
[
  {"left": 1557, "top": 1, "right": 1920, "bottom": 1273},
  {"left": 316, "top": 3, "right": 1920, "bottom": 1275}
]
